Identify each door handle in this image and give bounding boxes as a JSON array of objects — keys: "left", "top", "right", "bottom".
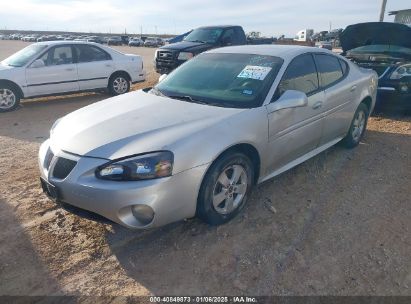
[
  {"left": 350, "top": 85, "right": 357, "bottom": 92},
  {"left": 312, "top": 101, "right": 323, "bottom": 110},
  {"left": 105, "top": 64, "right": 112, "bottom": 67},
  {"left": 65, "top": 68, "right": 75, "bottom": 71}
]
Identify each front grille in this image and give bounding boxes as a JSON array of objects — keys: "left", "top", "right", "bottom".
[
  {"left": 157, "top": 50, "right": 175, "bottom": 63},
  {"left": 44, "top": 150, "right": 54, "bottom": 169},
  {"left": 52, "top": 157, "right": 77, "bottom": 179}
]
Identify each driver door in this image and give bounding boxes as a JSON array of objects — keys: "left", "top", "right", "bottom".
[
  {"left": 25, "top": 45, "right": 79, "bottom": 96},
  {"left": 265, "top": 53, "right": 325, "bottom": 174}
]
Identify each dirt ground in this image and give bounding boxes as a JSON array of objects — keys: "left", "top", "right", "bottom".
[{"left": 0, "top": 40, "right": 410, "bottom": 296}]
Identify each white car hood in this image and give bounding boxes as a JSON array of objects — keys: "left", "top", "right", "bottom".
[{"left": 50, "top": 90, "right": 244, "bottom": 159}]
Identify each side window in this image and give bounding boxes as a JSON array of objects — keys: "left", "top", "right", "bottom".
[
  {"left": 75, "top": 45, "right": 111, "bottom": 63},
  {"left": 38, "top": 50, "right": 50, "bottom": 65},
  {"left": 233, "top": 28, "right": 245, "bottom": 44},
  {"left": 39, "top": 46, "right": 73, "bottom": 66},
  {"left": 339, "top": 59, "right": 348, "bottom": 75},
  {"left": 221, "top": 29, "right": 235, "bottom": 45},
  {"left": 275, "top": 54, "right": 319, "bottom": 98},
  {"left": 315, "top": 54, "right": 344, "bottom": 88}
]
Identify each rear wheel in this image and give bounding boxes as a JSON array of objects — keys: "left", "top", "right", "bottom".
[
  {"left": 108, "top": 73, "right": 130, "bottom": 96},
  {"left": 0, "top": 85, "right": 20, "bottom": 112},
  {"left": 197, "top": 153, "right": 254, "bottom": 225},
  {"left": 342, "top": 103, "right": 369, "bottom": 148}
]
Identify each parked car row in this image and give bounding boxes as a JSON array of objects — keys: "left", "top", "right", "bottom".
[{"left": 1, "top": 32, "right": 167, "bottom": 46}]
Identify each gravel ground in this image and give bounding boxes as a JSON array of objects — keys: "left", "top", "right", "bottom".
[{"left": 0, "top": 40, "right": 410, "bottom": 296}]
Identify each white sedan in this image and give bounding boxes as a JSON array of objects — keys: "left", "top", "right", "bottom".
[{"left": 0, "top": 41, "right": 146, "bottom": 112}]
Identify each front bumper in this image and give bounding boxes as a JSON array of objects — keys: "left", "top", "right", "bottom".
[
  {"left": 376, "top": 79, "right": 411, "bottom": 111},
  {"left": 155, "top": 59, "right": 185, "bottom": 74},
  {"left": 38, "top": 140, "right": 208, "bottom": 229}
]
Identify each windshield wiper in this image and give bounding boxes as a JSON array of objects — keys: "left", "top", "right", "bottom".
[
  {"left": 167, "top": 94, "right": 209, "bottom": 105},
  {"left": 167, "top": 94, "right": 230, "bottom": 107},
  {"left": 186, "top": 39, "right": 207, "bottom": 43}
]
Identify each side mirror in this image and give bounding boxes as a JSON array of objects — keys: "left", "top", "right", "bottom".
[
  {"left": 30, "top": 59, "right": 45, "bottom": 68},
  {"left": 266, "top": 90, "right": 308, "bottom": 113},
  {"left": 158, "top": 74, "right": 168, "bottom": 82}
]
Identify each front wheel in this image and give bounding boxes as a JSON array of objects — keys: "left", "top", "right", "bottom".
[
  {"left": 197, "top": 153, "right": 254, "bottom": 225},
  {"left": 0, "top": 85, "right": 20, "bottom": 112},
  {"left": 342, "top": 103, "right": 369, "bottom": 148},
  {"left": 108, "top": 74, "right": 130, "bottom": 96}
]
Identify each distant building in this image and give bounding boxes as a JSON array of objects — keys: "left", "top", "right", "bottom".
[{"left": 388, "top": 9, "right": 411, "bottom": 26}]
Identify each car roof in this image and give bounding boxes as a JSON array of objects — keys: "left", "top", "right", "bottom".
[
  {"left": 207, "top": 44, "right": 333, "bottom": 59},
  {"left": 34, "top": 40, "right": 101, "bottom": 46},
  {"left": 198, "top": 25, "right": 241, "bottom": 29}
]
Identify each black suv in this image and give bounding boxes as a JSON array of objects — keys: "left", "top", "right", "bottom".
[
  {"left": 341, "top": 22, "right": 411, "bottom": 111},
  {"left": 155, "top": 25, "right": 247, "bottom": 74}
]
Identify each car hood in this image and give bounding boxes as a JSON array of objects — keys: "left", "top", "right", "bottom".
[
  {"left": 340, "top": 22, "right": 411, "bottom": 52},
  {"left": 159, "top": 41, "right": 211, "bottom": 52},
  {"left": 50, "top": 90, "right": 244, "bottom": 159}
]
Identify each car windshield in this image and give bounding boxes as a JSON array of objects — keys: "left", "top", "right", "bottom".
[
  {"left": 154, "top": 53, "right": 283, "bottom": 108},
  {"left": 184, "top": 28, "right": 224, "bottom": 44},
  {"left": 349, "top": 44, "right": 411, "bottom": 56},
  {"left": 2, "top": 44, "right": 47, "bottom": 67}
]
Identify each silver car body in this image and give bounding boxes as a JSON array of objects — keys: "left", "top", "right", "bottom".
[{"left": 38, "top": 45, "right": 377, "bottom": 229}]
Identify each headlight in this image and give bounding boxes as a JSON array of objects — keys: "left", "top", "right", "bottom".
[
  {"left": 154, "top": 49, "right": 159, "bottom": 59},
  {"left": 96, "top": 151, "right": 174, "bottom": 181},
  {"left": 390, "top": 64, "right": 411, "bottom": 80},
  {"left": 177, "top": 52, "right": 193, "bottom": 61}
]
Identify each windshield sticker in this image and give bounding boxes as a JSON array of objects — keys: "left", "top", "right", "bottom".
[
  {"left": 237, "top": 65, "right": 272, "bottom": 81},
  {"left": 242, "top": 89, "right": 253, "bottom": 95}
]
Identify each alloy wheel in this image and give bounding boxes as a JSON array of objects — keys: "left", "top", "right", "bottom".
[
  {"left": 0, "top": 88, "right": 16, "bottom": 110},
  {"left": 212, "top": 164, "right": 248, "bottom": 215},
  {"left": 113, "top": 77, "right": 128, "bottom": 94},
  {"left": 352, "top": 110, "right": 366, "bottom": 142}
]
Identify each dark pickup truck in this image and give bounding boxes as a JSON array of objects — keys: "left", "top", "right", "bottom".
[{"left": 155, "top": 25, "right": 247, "bottom": 74}]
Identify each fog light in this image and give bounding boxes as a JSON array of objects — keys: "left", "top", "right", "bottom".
[{"left": 131, "top": 205, "right": 154, "bottom": 225}]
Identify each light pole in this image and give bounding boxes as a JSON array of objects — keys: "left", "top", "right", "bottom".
[{"left": 379, "top": 0, "right": 387, "bottom": 22}]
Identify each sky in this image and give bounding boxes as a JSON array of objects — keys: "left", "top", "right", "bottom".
[{"left": 0, "top": 0, "right": 410, "bottom": 37}]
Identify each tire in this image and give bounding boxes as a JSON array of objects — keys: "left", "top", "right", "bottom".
[
  {"left": 108, "top": 73, "right": 130, "bottom": 96},
  {"left": 0, "top": 84, "right": 20, "bottom": 112},
  {"left": 342, "top": 103, "right": 369, "bottom": 148},
  {"left": 197, "top": 152, "right": 254, "bottom": 225}
]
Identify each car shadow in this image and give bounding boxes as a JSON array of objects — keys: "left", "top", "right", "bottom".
[
  {"left": 104, "top": 129, "right": 410, "bottom": 295},
  {"left": 0, "top": 198, "right": 62, "bottom": 296}
]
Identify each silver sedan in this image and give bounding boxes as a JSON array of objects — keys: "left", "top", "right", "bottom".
[{"left": 38, "top": 45, "right": 378, "bottom": 229}]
